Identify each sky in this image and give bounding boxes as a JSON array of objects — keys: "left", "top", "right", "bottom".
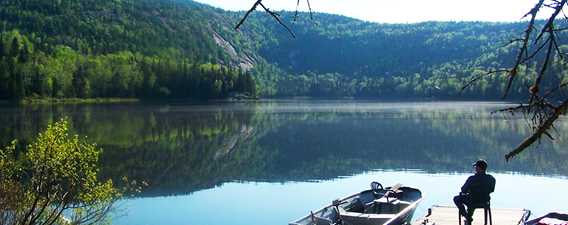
[{"left": 193, "top": 0, "right": 552, "bottom": 23}]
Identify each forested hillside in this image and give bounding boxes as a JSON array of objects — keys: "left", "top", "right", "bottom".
[
  {"left": 1, "top": 0, "right": 566, "bottom": 100},
  {"left": 0, "top": 0, "right": 257, "bottom": 100},
  {"left": 245, "top": 13, "right": 568, "bottom": 98}
]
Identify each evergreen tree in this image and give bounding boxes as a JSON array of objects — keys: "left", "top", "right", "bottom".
[
  {"left": 14, "top": 68, "right": 25, "bottom": 99},
  {"left": 73, "top": 64, "right": 90, "bottom": 98},
  {"left": 9, "top": 37, "right": 19, "bottom": 58},
  {"left": 244, "top": 73, "right": 256, "bottom": 96},
  {"left": 18, "top": 41, "right": 30, "bottom": 63},
  {"left": 0, "top": 37, "right": 5, "bottom": 57},
  {"left": 0, "top": 62, "right": 7, "bottom": 98},
  {"left": 31, "top": 68, "right": 42, "bottom": 96}
]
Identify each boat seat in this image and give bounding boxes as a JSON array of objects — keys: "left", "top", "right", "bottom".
[
  {"left": 368, "top": 197, "right": 402, "bottom": 214},
  {"left": 374, "top": 197, "right": 400, "bottom": 204}
]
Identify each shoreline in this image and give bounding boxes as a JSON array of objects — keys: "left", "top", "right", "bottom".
[
  {"left": 18, "top": 97, "right": 141, "bottom": 105},
  {"left": 0, "top": 96, "right": 527, "bottom": 106}
]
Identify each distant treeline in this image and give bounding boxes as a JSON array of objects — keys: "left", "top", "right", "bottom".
[
  {"left": 257, "top": 57, "right": 567, "bottom": 99},
  {"left": 0, "top": 31, "right": 256, "bottom": 100}
]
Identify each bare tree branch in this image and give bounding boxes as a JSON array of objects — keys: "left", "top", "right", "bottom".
[
  {"left": 235, "top": 0, "right": 261, "bottom": 31},
  {"left": 258, "top": 2, "right": 296, "bottom": 38},
  {"left": 535, "top": 0, "right": 566, "bottom": 43},
  {"left": 236, "top": 0, "right": 296, "bottom": 38},
  {"left": 521, "top": 37, "right": 551, "bottom": 64},
  {"left": 504, "top": 0, "right": 545, "bottom": 99},
  {"left": 460, "top": 69, "right": 509, "bottom": 93},
  {"left": 506, "top": 99, "right": 568, "bottom": 161},
  {"left": 501, "top": 38, "right": 524, "bottom": 48},
  {"left": 544, "top": 81, "right": 568, "bottom": 97},
  {"left": 529, "top": 34, "right": 554, "bottom": 98},
  {"left": 306, "top": 0, "right": 313, "bottom": 20},
  {"left": 294, "top": 0, "right": 300, "bottom": 21},
  {"left": 487, "top": 0, "right": 568, "bottom": 160},
  {"left": 492, "top": 104, "right": 531, "bottom": 114},
  {"left": 292, "top": 0, "right": 314, "bottom": 21}
]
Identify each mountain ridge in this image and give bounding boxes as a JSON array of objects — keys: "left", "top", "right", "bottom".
[{"left": 0, "top": 0, "right": 559, "bottom": 99}]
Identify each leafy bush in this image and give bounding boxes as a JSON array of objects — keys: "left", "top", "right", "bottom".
[{"left": 0, "top": 118, "right": 119, "bottom": 225}]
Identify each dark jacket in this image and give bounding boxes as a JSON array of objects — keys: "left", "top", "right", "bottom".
[{"left": 461, "top": 173, "right": 496, "bottom": 204}]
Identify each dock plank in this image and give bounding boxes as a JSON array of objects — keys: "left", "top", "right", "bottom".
[{"left": 412, "top": 206, "right": 530, "bottom": 225}]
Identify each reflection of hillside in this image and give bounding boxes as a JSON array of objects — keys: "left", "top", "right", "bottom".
[
  {"left": 398, "top": 108, "right": 568, "bottom": 175},
  {"left": 91, "top": 105, "right": 276, "bottom": 196},
  {"left": 1, "top": 102, "right": 567, "bottom": 198},
  {"left": 257, "top": 106, "right": 568, "bottom": 179},
  {"left": 0, "top": 104, "right": 276, "bottom": 196}
]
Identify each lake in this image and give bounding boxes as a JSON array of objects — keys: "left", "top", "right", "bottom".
[{"left": 1, "top": 100, "right": 568, "bottom": 225}]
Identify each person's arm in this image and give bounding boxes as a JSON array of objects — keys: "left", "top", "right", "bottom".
[
  {"left": 489, "top": 176, "right": 496, "bottom": 193},
  {"left": 461, "top": 176, "right": 473, "bottom": 194}
]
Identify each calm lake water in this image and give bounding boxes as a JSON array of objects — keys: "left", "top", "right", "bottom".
[{"left": 1, "top": 100, "right": 568, "bottom": 225}]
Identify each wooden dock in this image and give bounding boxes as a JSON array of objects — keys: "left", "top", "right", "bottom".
[{"left": 412, "top": 205, "right": 531, "bottom": 225}]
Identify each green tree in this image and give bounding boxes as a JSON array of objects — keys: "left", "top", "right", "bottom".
[
  {"left": 0, "top": 36, "right": 5, "bottom": 57},
  {"left": 0, "top": 119, "right": 119, "bottom": 225},
  {"left": 9, "top": 36, "right": 19, "bottom": 58},
  {"left": 73, "top": 64, "right": 91, "bottom": 98},
  {"left": 18, "top": 41, "right": 31, "bottom": 63}
]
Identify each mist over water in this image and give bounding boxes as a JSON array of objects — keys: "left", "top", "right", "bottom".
[{"left": 2, "top": 100, "right": 567, "bottom": 225}]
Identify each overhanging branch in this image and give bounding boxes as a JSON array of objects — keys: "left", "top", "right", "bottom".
[
  {"left": 506, "top": 99, "right": 568, "bottom": 161},
  {"left": 235, "top": 0, "right": 296, "bottom": 38}
]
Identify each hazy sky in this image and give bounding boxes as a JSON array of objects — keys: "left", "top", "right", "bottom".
[{"left": 194, "top": 0, "right": 551, "bottom": 23}]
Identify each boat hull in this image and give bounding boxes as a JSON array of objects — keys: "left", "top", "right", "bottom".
[{"left": 289, "top": 185, "right": 422, "bottom": 225}]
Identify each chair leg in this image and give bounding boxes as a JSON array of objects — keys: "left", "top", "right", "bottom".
[
  {"left": 484, "top": 208, "right": 488, "bottom": 225},
  {"left": 488, "top": 207, "right": 492, "bottom": 225}
]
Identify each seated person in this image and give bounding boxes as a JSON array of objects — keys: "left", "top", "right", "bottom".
[{"left": 453, "top": 159, "right": 496, "bottom": 225}]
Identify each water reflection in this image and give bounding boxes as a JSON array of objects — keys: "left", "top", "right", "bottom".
[{"left": 1, "top": 101, "right": 567, "bottom": 198}]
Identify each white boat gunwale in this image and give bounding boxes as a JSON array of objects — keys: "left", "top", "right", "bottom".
[{"left": 384, "top": 197, "right": 423, "bottom": 225}]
